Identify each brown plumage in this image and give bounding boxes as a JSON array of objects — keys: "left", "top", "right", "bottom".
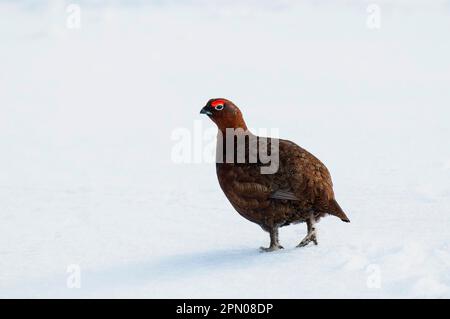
[{"left": 200, "top": 98, "right": 350, "bottom": 252}]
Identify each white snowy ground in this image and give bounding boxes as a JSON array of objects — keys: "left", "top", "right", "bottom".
[{"left": 1, "top": 0, "right": 450, "bottom": 298}]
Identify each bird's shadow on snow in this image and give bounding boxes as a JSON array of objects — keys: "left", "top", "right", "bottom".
[
  {"left": 8, "top": 247, "right": 295, "bottom": 297},
  {"left": 84, "top": 247, "right": 291, "bottom": 289}
]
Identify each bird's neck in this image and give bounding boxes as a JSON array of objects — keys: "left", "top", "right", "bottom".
[
  {"left": 213, "top": 113, "right": 248, "bottom": 134},
  {"left": 215, "top": 126, "right": 256, "bottom": 164},
  {"left": 217, "top": 126, "right": 253, "bottom": 140}
]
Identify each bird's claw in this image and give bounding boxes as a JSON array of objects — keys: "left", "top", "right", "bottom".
[
  {"left": 297, "top": 235, "right": 318, "bottom": 248},
  {"left": 259, "top": 245, "right": 284, "bottom": 252},
  {"left": 297, "top": 240, "right": 310, "bottom": 248}
]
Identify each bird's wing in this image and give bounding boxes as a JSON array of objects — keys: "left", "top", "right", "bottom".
[
  {"left": 220, "top": 179, "right": 272, "bottom": 210},
  {"left": 279, "top": 140, "right": 335, "bottom": 202},
  {"left": 228, "top": 141, "right": 334, "bottom": 204},
  {"left": 231, "top": 180, "right": 272, "bottom": 199},
  {"left": 270, "top": 189, "right": 299, "bottom": 200}
]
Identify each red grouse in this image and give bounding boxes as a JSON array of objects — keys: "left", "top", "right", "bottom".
[{"left": 200, "top": 98, "right": 350, "bottom": 252}]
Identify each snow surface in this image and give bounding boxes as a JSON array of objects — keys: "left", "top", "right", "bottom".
[{"left": 1, "top": 0, "right": 450, "bottom": 298}]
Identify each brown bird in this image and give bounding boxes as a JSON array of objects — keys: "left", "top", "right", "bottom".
[{"left": 200, "top": 98, "right": 350, "bottom": 252}]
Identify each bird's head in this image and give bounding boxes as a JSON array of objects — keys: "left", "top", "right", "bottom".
[{"left": 200, "top": 98, "right": 248, "bottom": 132}]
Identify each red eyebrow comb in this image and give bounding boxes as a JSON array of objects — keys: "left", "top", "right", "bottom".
[{"left": 211, "top": 99, "right": 226, "bottom": 107}]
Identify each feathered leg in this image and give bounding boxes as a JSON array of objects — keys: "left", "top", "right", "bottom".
[
  {"left": 297, "top": 215, "right": 318, "bottom": 247},
  {"left": 260, "top": 227, "right": 284, "bottom": 252}
]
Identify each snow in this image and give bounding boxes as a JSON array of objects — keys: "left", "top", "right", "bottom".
[{"left": 1, "top": 0, "right": 450, "bottom": 298}]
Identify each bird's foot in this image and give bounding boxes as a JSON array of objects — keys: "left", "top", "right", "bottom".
[
  {"left": 259, "top": 244, "right": 284, "bottom": 253},
  {"left": 297, "top": 233, "right": 318, "bottom": 248}
]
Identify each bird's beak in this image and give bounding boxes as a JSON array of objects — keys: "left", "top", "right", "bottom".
[{"left": 200, "top": 106, "right": 213, "bottom": 116}]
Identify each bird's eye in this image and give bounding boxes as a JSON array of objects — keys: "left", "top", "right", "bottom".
[{"left": 215, "top": 104, "right": 224, "bottom": 111}]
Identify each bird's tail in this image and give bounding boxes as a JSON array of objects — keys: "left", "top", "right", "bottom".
[{"left": 329, "top": 199, "right": 350, "bottom": 223}]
